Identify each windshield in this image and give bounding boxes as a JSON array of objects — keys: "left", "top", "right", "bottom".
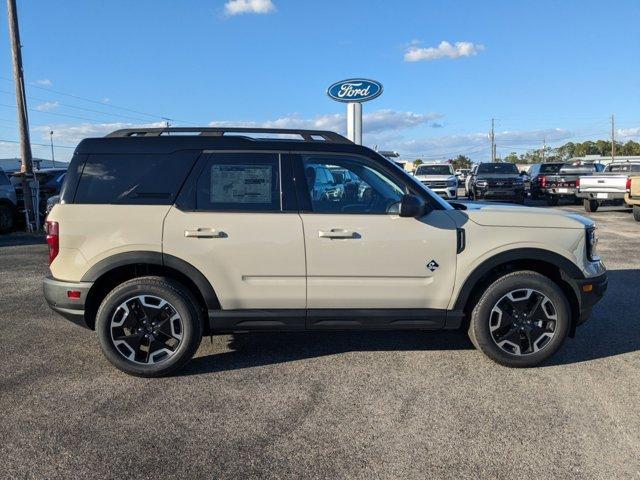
[
  {"left": 477, "top": 163, "right": 518, "bottom": 174},
  {"left": 606, "top": 163, "right": 640, "bottom": 173},
  {"left": 415, "top": 165, "right": 452, "bottom": 176},
  {"left": 540, "top": 163, "right": 562, "bottom": 174}
]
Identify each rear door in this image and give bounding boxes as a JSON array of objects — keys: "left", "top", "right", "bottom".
[{"left": 162, "top": 151, "right": 306, "bottom": 319}]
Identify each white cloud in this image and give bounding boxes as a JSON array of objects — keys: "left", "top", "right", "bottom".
[
  {"left": 210, "top": 109, "right": 442, "bottom": 134},
  {"left": 35, "top": 101, "right": 59, "bottom": 111},
  {"left": 34, "top": 79, "right": 52, "bottom": 86},
  {"left": 34, "top": 122, "right": 165, "bottom": 149},
  {"left": 224, "top": 0, "right": 275, "bottom": 16},
  {"left": 617, "top": 127, "right": 640, "bottom": 138},
  {"left": 404, "top": 41, "right": 484, "bottom": 62}
]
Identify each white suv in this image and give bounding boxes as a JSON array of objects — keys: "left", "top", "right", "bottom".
[
  {"left": 44, "top": 127, "right": 607, "bottom": 377},
  {"left": 414, "top": 163, "right": 458, "bottom": 199}
]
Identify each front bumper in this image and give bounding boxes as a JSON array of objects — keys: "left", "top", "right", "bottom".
[
  {"left": 43, "top": 275, "right": 93, "bottom": 328},
  {"left": 431, "top": 187, "right": 458, "bottom": 199},
  {"left": 573, "top": 272, "right": 608, "bottom": 327}
]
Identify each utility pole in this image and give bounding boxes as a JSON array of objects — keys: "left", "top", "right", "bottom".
[
  {"left": 611, "top": 114, "right": 616, "bottom": 162},
  {"left": 490, "top": 118, "right": 496, "bottom": 162},
  {"left": 6, "top": 0, "right": 35, "bottom": 230},
  {"left": 49, "top": 130, "right": 55, "bottom": 168},
  {"left": 542, "top": 137, "right": 546, "bottom": 162}
]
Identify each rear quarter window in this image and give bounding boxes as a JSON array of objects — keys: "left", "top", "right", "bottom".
[{"left": 74, "top": 152, "right": 199, "bottom": 204}]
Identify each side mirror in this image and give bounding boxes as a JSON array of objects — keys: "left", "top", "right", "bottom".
[{"left": 399, "top": 194, "right": 426, "bottom": 218}]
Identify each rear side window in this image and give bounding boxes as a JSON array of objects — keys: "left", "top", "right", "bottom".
[
  {"left": 74, "top": 152, "right": 199, "bottom": 204},
  {"left": 195, "top": 153, "right": 281, "bottom": 212}
]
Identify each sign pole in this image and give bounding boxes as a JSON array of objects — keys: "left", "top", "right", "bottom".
[{"left": 347, "top": 102, "right": 362, "bottom": 145}]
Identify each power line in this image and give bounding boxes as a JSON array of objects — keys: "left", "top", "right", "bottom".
[
  {"left": 0, "top": 136, "right": 75, "bottom": 149},
  {"left": 0, "top": 76, "right": 195, "bottom": 124}
]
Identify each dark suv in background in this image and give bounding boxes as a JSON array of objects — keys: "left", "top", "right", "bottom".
[
  {"left": 528, "top": 162, "right": 564, "bottom": 199},
  {"left": 468, "top": 162, "right": 525, "bottom": 204}
]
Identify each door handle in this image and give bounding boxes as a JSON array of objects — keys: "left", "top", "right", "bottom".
[
  {"left": 184, "top": 228, "right": 226, "bottom": 239},
  {"left": 318, "top": 228, "right": 358, "bottom": 239}
]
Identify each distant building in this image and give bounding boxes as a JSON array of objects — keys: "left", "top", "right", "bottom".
[
  {"left": 0, "top": 157, "right": 68, "bottom": 172},
  {"left": 568, "top": 154, "right": 640, "bottom": 166}
]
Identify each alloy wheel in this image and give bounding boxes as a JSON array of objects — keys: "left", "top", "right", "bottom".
[
  {"left": 489, "top": 288, "right": 557, "bottom": 356},
  {"left": 110, "top": 295, "right": 183, "bottom": 365}
]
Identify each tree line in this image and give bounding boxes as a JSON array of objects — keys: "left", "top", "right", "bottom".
[{"left": 410, "top": 139, "right": 640, "bottom": 169}]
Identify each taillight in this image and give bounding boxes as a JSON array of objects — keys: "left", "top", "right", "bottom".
[
  {"left": 576, "top": 178, "right": 580, "bottom": 188},
  {"left": 540, "top": 176, "right": 547, "bottom": 188},
  {"left": 626, "top": 177, "right": 632, "bottom": 191},
  {"left": 45, "top": 221, "right": 59, "bottom": 266}
]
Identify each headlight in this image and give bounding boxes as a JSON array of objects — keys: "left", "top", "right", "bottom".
[
  {"left": 476, "top": 180, "right": 487, "bottom": 187},
  {"left": 514, "top": 177, "right": 524, "bottom": 185},
  {"left": 586, "top": 226, "right": 599, "bottom": 261},
  {"left": 447, "top": 178, "right": 457, "bottom": 187}
]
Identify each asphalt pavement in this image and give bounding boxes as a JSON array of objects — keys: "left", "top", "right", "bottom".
[{"left": 1, "top": 200, "right": 639, "bottom": 479}]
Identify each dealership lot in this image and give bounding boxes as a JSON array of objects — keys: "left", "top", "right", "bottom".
[{"left": 1, "top": 202, "right": 638, "bottom": 479}]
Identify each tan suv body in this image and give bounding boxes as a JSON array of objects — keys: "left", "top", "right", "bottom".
[
  {"left": 625, "top": 175, "right": 640, "bottom": 221},
  {"left": 44, "top": 128, "right": 607, "bottom": 376}
]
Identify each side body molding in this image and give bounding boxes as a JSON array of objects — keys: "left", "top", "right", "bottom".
[
  {"left": 452, "top": 248, "right": 584, "bottom": 311},
  {"left": 81, "top": 251, "right": 220, "bottom": 311}
]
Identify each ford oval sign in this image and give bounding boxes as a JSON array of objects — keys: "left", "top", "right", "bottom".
[{"left": 327, "top": 78, "right": 383, "bottom": 103}]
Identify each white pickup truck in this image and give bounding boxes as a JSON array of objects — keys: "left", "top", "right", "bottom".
[{"left": 576, "top": 161, "right": 640, "bottom": 212}]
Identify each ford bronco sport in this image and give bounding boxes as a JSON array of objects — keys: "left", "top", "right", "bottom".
[{"left": 44, "top": 127, "right": 607, "bottom": 377}]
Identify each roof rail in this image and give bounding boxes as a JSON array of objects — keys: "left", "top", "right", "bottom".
[{"left": 105, "top": 127, "right": 352, "bottom": 144}]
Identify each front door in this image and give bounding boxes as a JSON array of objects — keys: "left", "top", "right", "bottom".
[
  {"left": 294, "top": 153, "right": 458, "bottom": 324},
  {"left": 163, "top": 152, "right": 306, "bottom": 321}
]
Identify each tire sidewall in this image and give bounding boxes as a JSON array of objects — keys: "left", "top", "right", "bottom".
[
  {"left": 96, "top": 278, "right": 202, "bottom": 377},
  {"left": 471, "top": 272, "right": 570, "bottom": 367},
  {"left": 0, "top": 205, "right": 14, "bottom": 233}
]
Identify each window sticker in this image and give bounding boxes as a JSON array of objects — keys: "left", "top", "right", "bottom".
[{"left": 210, "top": 164, "right": 272, "bottom": 204}]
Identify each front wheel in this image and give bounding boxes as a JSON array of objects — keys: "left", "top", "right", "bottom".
[
  {"left": 95, "top": 276, "right": 203, "bottom": 377},
  {"left": 634, "top": 205, "right": 640, "bottom": 222},
  {"left": 468, "top": 271, "right": 570, "bottom": 367},
  {"left": 584, "top": 199, "right": 599, "bottom": 213}
]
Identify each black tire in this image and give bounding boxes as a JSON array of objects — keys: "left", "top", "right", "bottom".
[
  {"left": 514, "top": 194, "right": 525, "bottom": 205},
  {"left": 467, "top": 270, "right": 571, "bottom": 368},
  {"left": 95, "top": 276, "right": 203, "bottom": 377},
  {"left": 0, "top": 204, "right": 15, "bottom": 233},
  {"left": 584, "top": 199, "right": 599, "bottom": 213},
  {"left": 546, "top": 195, "right": 559, "bottom": 206},
  {"left": 634, "top": 205, "right": 640, "bottom": 222}
]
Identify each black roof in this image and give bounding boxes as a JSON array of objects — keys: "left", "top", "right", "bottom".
[{"left": 76, "top": 127, "right": 369, "bottom": 156}]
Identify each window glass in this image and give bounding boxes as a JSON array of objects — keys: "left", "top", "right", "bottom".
[
  {"left": 415, "top": 164, "right": 452, "bottom": 176},
  {"left": 607, "top": 163, "right": 640, "bottom": 173},
  {"left": 196, "top": 153, "right": 280, "bottom": 212},
  {"left": 477, "top": 163, "right": 518, "bottom": 174},
  {"left": 301, "top": 155, "right": 404, "bottom": 214},
  {"left": 539, "top": 163, "right": 562, "bottom": 174},
  {"left": 75, "top": 153, "right": 197, "bottom": 204},
  {"left": 0, "top": 170, "right": 9, "bottom": 186}
]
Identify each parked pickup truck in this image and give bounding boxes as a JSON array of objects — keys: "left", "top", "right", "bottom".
[
  {"left": 576, "top": 162, "right": 640, "bottom": 212},
  {"left": 545, "top": 162, "right": 604, "bottom": 206},
  {"left": 625, "top": 175, "right": 640, "bottom": 221}
]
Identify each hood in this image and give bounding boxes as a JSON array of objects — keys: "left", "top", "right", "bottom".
[
  {"left": 456, "top": 202, "right": 592, "bottom": 229},
  {"left": 415, "top": 174, "right": 456, "bottom": 181}
]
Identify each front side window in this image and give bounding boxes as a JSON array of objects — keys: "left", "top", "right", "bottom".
[
  {"left": 300, "top": 154, "right": 405, "bottom": 214},
  {"left": 196, "top": 153, "right": 281, "bottom": 212}
]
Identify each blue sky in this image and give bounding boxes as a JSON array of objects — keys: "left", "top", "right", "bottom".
[{"left": 0, "top": 0, "right": 639, "bottom": 162}]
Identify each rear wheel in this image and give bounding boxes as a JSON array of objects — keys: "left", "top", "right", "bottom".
[
  {"left": 0, "top": 204, "right": 14, "bottom": 233},
  {"left": 584, "top": 199, "right": 599, "bottom": 212},
  {"left": 468, "top": 271, "right": 570, "bottom": 367},
  {"left": 95, "top": 276, "right": 202, "bottom": 377},
  {"left": 634, "top": 205, "right": 640, "bottom": 222},
  {"left": 546, "top": 195, "right": 559, "bottom": 206}
]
